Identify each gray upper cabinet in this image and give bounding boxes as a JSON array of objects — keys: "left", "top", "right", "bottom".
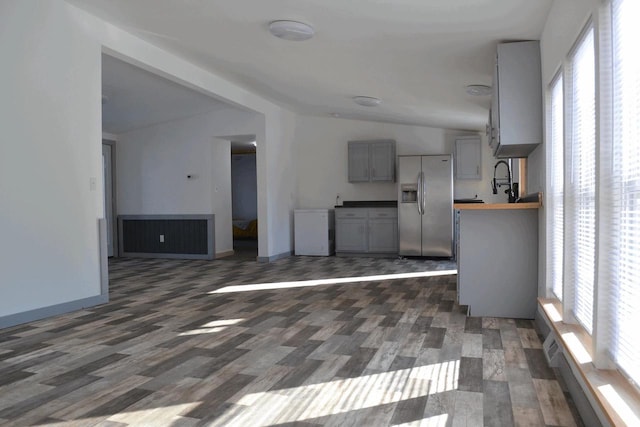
[
  {"left": 490, "top": 41, "right": 542, "bottom": 158},
  {"left": 455, "top": 136, "right": 482, "bottom": 180},
  {"left": 369, "top": 141, "right": 395, "bottom": 182},
  {"left": 348, "top": 140, "right": 396, "bottom": 183},
  {"left": 348, "top": 142, "right": 370, "bottom": 182}
]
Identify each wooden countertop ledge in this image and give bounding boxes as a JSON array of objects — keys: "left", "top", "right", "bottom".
[{"left": 455, "top": 193, "right": 542, "bottom": 210}]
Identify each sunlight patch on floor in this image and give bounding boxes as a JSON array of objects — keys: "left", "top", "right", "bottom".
[
  {"left": 210, "top": 270, "right": 458, "bottom": 294},
  {"left": 214, "top": 360, "right": 459, "bottom": 426},
  {"left": 392, "top": 413, "right": 449, "bottom": 427},
  {"left": 105, "top": 402, "right": 198, "bottom": 425},
  {"left": 44, "top": 403, "right": 200, "bottom": 426}
]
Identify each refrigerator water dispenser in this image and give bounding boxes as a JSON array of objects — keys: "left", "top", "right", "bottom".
[{"left": 401, "top": 184, "right": 418, "bottom": 203}]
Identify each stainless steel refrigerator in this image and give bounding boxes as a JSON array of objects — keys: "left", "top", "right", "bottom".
[{"left": 398, "top": 155, "right": 453, "bottom": 257}]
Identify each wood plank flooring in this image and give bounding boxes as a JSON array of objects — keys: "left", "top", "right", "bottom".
[{"left": 0, "top": 256, "right": 581, "bottom": 426}]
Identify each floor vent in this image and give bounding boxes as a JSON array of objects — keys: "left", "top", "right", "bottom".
[{"left": 543, "top": 332, "right": 562, "bottom": 368}]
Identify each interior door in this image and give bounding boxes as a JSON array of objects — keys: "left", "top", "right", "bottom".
[
  {"left": 421, "top": 155, "right": 453, "bottom": 257},
  {"left": 102, "top": 144, "right": 114, "bottom": 257}
]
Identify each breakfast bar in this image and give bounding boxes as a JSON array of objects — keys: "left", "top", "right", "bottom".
[{"left": 455, "top": 195, "right": 542, "bottom": 318}]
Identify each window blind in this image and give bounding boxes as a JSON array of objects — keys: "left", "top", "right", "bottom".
[
  {"left": 566, "top": 27, "right": 596, "bottom": 333},
  {"left": 606, "top": 0, "right": 640, "bottom": 385},
  {"left": 550, "top": 75, "right": 564, "bottom": 301}
]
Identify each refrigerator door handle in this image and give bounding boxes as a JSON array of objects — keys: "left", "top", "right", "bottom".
[
  {"left": 421, "top": 171, "right": 427, "bottom": 214},
  {"left": 416, "top": 173, "right": 423, "bottom": 215}
]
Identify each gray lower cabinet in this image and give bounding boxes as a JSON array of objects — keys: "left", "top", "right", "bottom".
[
  {"left": 368, "top": 209, "right": 398, "bottom": 253},
  {"left": 336, "top": 208, "right": 398, "bottom": 255},
  {"left": 457, "top": 208, "right": 538, "bottom": 318},
  {"left": 335, "top": 213, "right": 368, "bottom": 252}
]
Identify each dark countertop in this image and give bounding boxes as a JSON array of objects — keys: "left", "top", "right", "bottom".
[{"left": 335, "top": 200, "right": 397, "bottom": 208}]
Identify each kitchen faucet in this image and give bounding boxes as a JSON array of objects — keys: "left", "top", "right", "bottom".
[{"left": 492, "top": 160, "right": 516, "bottom": 203}]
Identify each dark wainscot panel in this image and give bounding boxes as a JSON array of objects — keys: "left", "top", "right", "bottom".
[{"left": 118, "top": 215, "right": 215, "bottom": 260}]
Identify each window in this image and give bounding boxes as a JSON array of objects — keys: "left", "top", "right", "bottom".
[
  {"left": 565, "top": 27, "right": 596, "bottom": 334},
  {"left": 547, "top": 0, "right": 640, "bottom": 384},
  {"left": 545, "top": 0, "right": 640, "bottom": 405},
  {"left": 549, "top": 75, "right": 564, "bottom": 301},
  {"left": 605, "top": 0, "right": 640, "bottom": 385}
]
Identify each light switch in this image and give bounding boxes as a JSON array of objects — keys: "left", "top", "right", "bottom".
[{"left": 159, "top": 234, "right": 165, "bottom": 243}]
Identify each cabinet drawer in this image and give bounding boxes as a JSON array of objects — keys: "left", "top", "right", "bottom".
[
  {"left": 368, "top": 208, "right": 398, "bottom": 218},
  {"left": 335, "top": 208, "right": 367, "bottom": 219}
]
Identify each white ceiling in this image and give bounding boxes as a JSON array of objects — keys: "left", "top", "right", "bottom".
[
  {"left": 102, "top": 54, "right": 233, "bottom": 133},
  {"left": 85, "top": 0, "right": 553, "bottom": 132}
]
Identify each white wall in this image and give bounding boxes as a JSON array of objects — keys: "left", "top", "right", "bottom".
[
  {"left": 118, "top": 117, "right": 218, "bottom": 216},
  {"left": 102, "top": 132, "right": 119, "bottom": 141},
  {"left": 231, "top": 154, "right": 258, "bottom": 220},
  {"left": 0, "top": 0, "right": 299, "bottom": 322},
  {"left": 117, "top": 109, "right": 262, "bottom": 255},
  {"left": 261, "top": 109, "right": 298, "bottom": 256},
  {"left": 293, "top": 116, "right": 506, "bottom": 209},
  {"left": 540, "top": 0, "right": 600, "bottom": 86},
  {"left": 0, "top": 2, "right": 103, "bottom": 317},
  {"left": 532, "top": 0, "right": 600, "bottom": 296},
  {"left": 212, "top": 138, "right": 232, "bottom": 253}
]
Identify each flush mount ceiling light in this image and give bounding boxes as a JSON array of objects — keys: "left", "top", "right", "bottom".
[
  {"left": 353, "top": 96, "right": 381, "bottom": 107},
  {"left": 268, "top": 20, "right": 314, "bottom": 41},
  {"left": 465, "top": 85, "right": 492, "bottom": 96}
]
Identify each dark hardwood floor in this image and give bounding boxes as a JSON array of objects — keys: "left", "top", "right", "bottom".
[{"left": 0, "top": 256, "right": 580, "bottom": 426}]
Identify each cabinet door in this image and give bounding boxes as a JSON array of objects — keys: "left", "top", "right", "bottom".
[
  {"left": 368, "top": 218, "right": 398, "bottom": 253},
  {"left": 455, "top": 137, "right": 481, "bottom": 180},
  {"left": 491, "top": 56, "right": 500, "bottom": 154},
  {"left": 494, "top": 41, "right": 542, "bottom": 157},
  {"left": 370, "top": 141, "right": 395, "bottom": 182},
  {"left": 335, "top": 217, "right": 367, "bottom": 252},
  {"left": 348, "top": 142, "right": 370, "bottom": 182}
]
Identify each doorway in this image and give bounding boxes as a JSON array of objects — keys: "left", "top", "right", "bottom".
[
  {"left": 101, "top": 54, "right": 260, "bottom": 266},
  {"left": 102, "top": 141, "right": 116, "bottom": 257},
  {"left": 230, "top": 136, "right": 258, "bottom": 260}
]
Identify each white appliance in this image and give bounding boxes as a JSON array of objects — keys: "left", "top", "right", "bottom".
[
  {"left": 398, "top": 155, "right": 453, "bottom": 257},
  {"left": 294, "top": 209, "right": 335, "bottom": 256}
]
